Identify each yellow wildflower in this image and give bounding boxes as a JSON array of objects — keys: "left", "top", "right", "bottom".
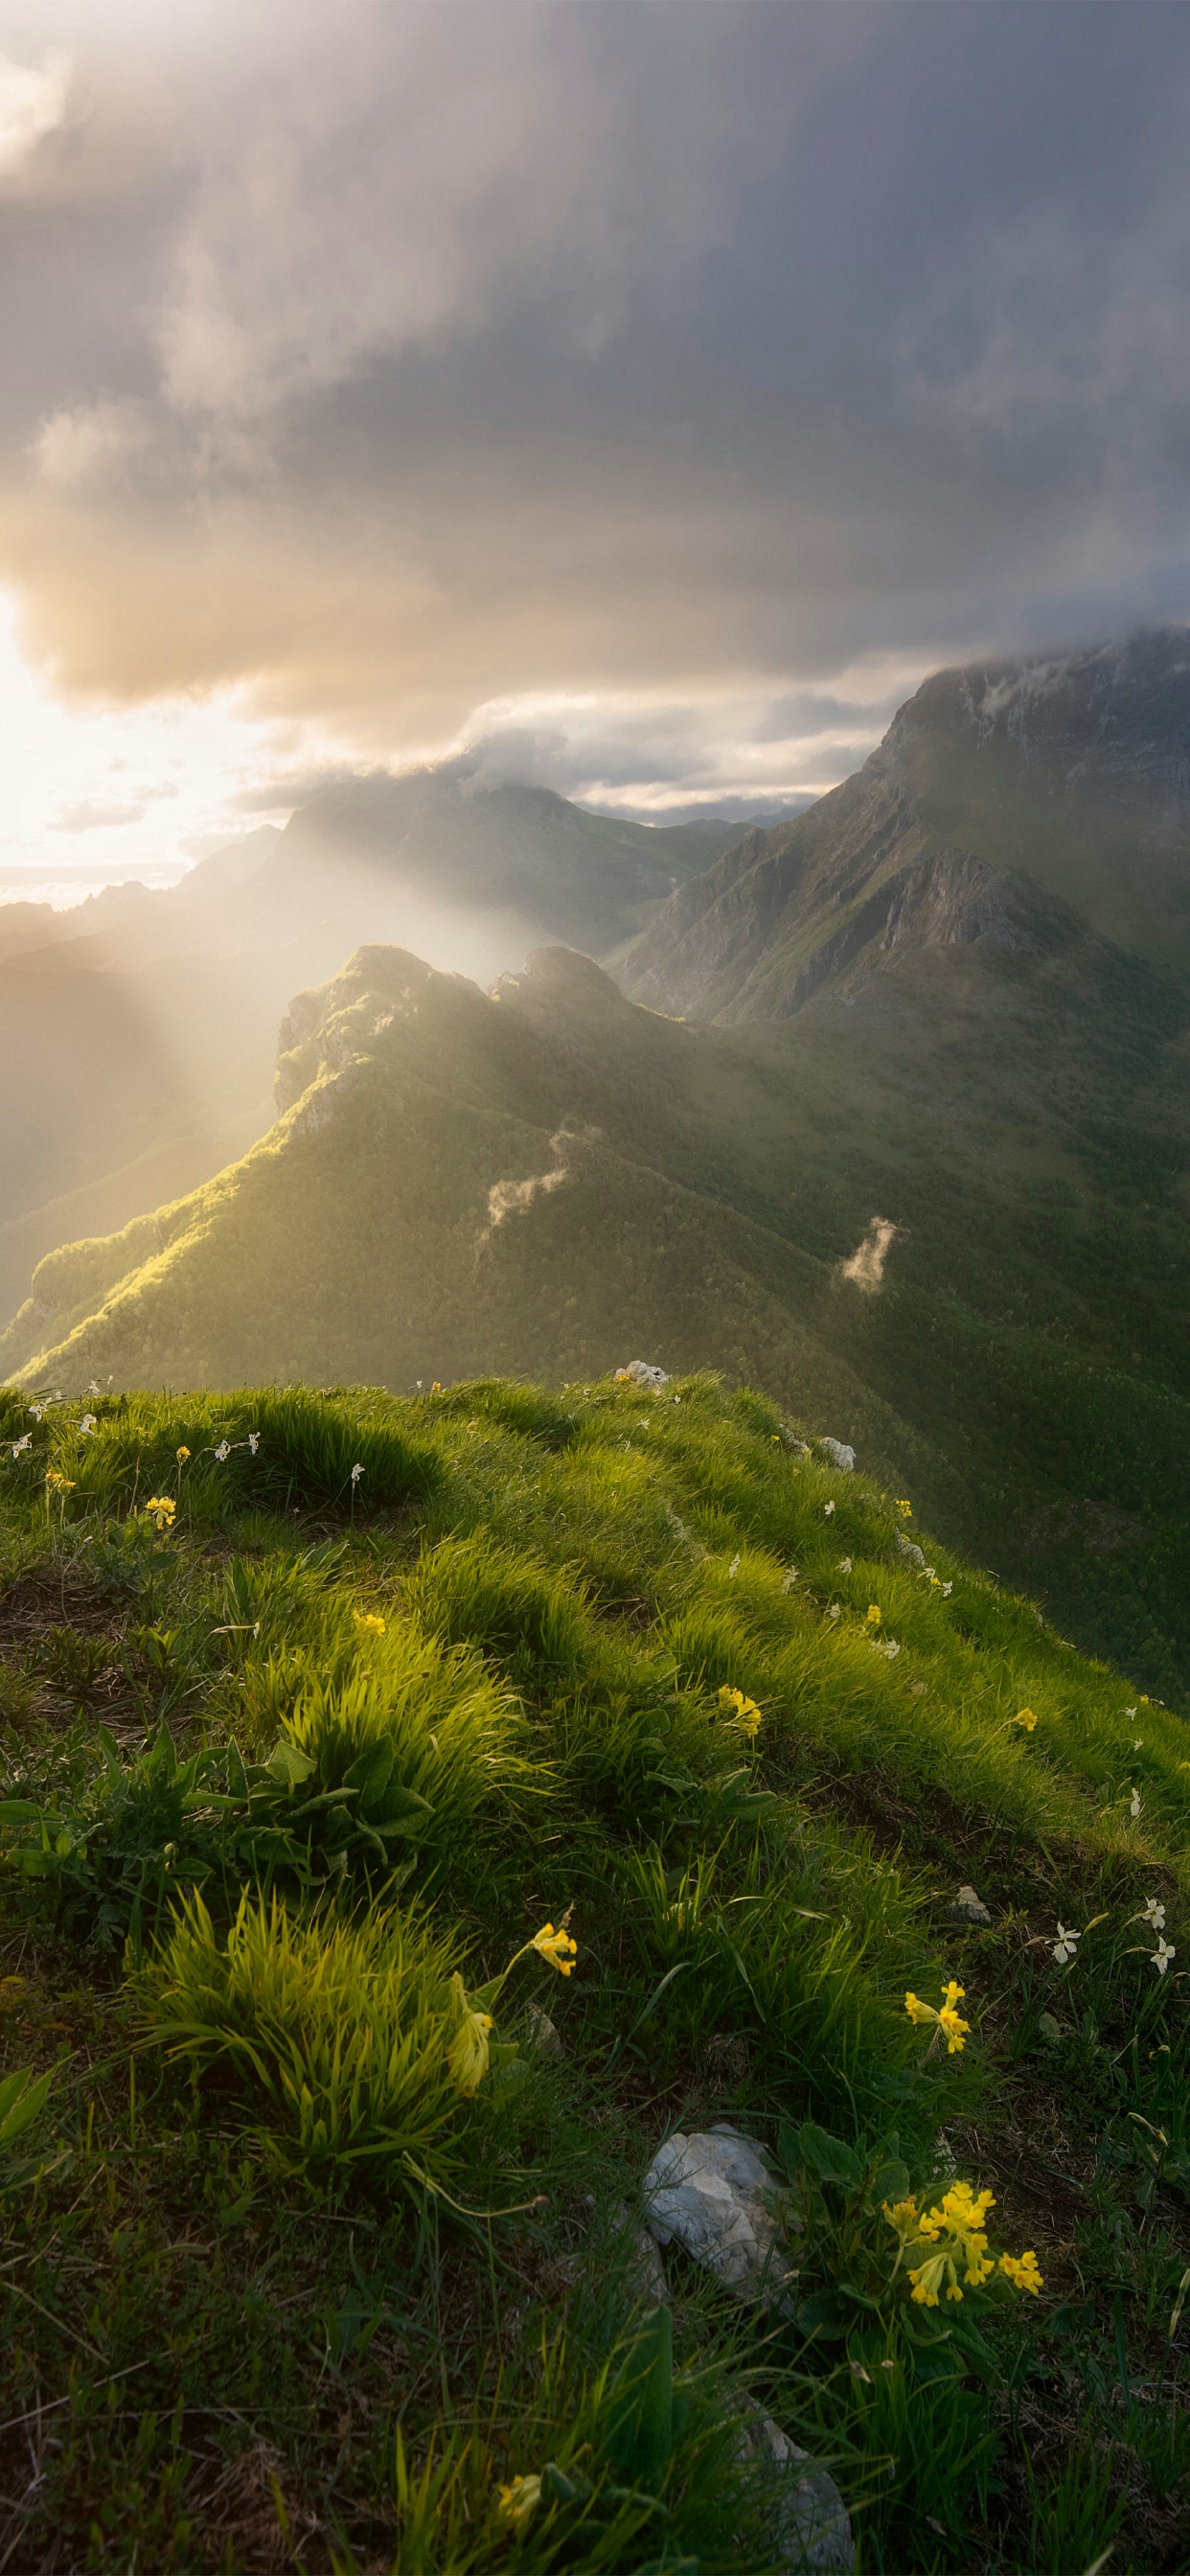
[
  {"left": 531, "top": 1922, "right": 578, "bottom": 1976},
  {"left": 446, "top": 1974, "right": 494, "bottom": 2094},
  {"left": 999, "top": 2248, "right": 1043, "bottom": 2295},
  {"left": 895, "top": 1499, "right": 912, "bottom": 1516},
  {"left": 45, "top": 1470, "right": 75, "bottom": 1494},
  {"left": 904, "top": 1980, "right": 970, "bottom": 2052},
  {"left": 143, "top": 1495, "right": 176, "bottom": 1533},
  {"left": 498, "top": 2473, "right": 542, "bottom": 2531},
  {"left": 881, "top": 2194, "right": 919, "bottom": 2241},
  {"left": 354, "top": 1611, "right": 386, "bottom": 1637},
  {"left": 937, "top": 2003, "right": 971, "bottom": 2054},
  {"left": 719, "top": 1683, "right": 762, "bottom": 1738},
  {"left": 1014, "top": 1706, "right": 1039, "bottom": 1732},
  {"left": 866, "top": 1603, "right": 881, "bottom": 1626},
  {"left": 176, "top": 1446, "right": 191, "bottom": 1463}
]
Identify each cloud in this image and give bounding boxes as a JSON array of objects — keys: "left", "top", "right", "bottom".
[
  {"left": 482, "top": 1123, "right": 582, "bottom": 1239},
  {"left": 34, "top": 399, "right": 150, "bottom": 491},
  {"left": 2, "top": 0, "right": 1190, "bottom": 818},
  {"left": 839, "top": 1217, "right": 899, "bottom": 1295},
  {"left": 0, "top": 50, "right": 71, "bottom": 176},
  {"left": 52, "top": 798, "right": 146, "bottom": 832}
]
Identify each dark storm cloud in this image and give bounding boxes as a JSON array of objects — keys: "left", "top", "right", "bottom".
[{"left": 1, "top": 0, "right": 1189, "bottom": 793}]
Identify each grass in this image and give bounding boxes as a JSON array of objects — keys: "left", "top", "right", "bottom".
[{"left": 0, "top": 1370, "right": 1188, "bottom": 2569}]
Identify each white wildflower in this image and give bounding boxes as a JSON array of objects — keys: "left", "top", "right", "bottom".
[
  {"left": 80, "top": 1414, "right": 96, "bottom": 1437},
  {"left": 87, "top": 1380, "right": 100, "bottom": 1395},
  {"left": 1130, "top": 1788, "right": 1142, "bottom": 1820},
  {"left": 247, "top": 1432, "right": 260, "bottom": 1455},
  {"left": 923, "top": 1563, "right": 936, "bottom": 1580},
  {"left": 837, "top": 1555, "right": 853, "bottom": 1574},
  {"left": 10, "top": 1434, "right": 31, "bottom": 1459},
  {"left": 1153, "top": 1938, "right": 1176, "bottom": 1976},
  {"left": 28, "top": 1406, "right": 42, "bottom": 1422},
  {"left": 727, "top": 1552, "right": 741, "bottom": 1578},
  {"left": 1133, "top": 1737, "right": 1143, "bottom": 1751},
  {"left": 351, "top": 1462, "right": 364, "bottom": 1485},
  {"left": 1053, "top": 1923, "right": 1081, "bottom": 1966},
  {"left": 214, "top": 1440, "right": 231, "bottom": 1462},
  {"left": 940, "top": 1581, "right": 952, "bottom": 1598},
  {"left": 827, "top": 1601, "right": 840, "bottom": 1621},
  {"left": 824, "top": 1500, "right": 835, "bottom": 1519},
  {"left": 1141, "top": 1897, "right": 1166, "bottom": 1930},
  {"left": 782, "top": 1565, "right": 799, "bottom": 1592}
]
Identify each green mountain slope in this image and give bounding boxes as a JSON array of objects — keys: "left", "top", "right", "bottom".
[
  {"left": 9, "top": 937, "right": 1190, "bottom": 1697},
  {"left": 0, "top": 780, "right": 736, "bottom": 1319},
  {"left": 2, "top": 1374, "right": 1188, "bottom": 2570}
]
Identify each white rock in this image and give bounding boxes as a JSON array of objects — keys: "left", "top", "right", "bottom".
[
  {"left": 950, "top": 1884, "right": 992, "bottom": 1926},
  {"left": 643, "top": 2124, "right": 795, "bottom": 2308},
  {"left": 819, "top": 1438, "right": 856, "bottom": 1472},
  {"left": 619, "top": 1359, "right": 670, "bottom": 1388},
  {"left": 894, "top": 1531, "right": 926, "bottom": 1570},
  {"left": 738, "top": 2408, "right": 856, "bottom": 2572}
]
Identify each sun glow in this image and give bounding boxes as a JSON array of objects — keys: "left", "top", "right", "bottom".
[{"left": 0, "top": 597, "right": 349, "bottom": 908}]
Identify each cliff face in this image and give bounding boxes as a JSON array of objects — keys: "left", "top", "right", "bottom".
[{"left": 620, "top": 629, "right": 1190, "bottom": 1024}]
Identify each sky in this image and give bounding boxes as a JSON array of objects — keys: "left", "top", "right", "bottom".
[{"left": 2, "top": 0, "right": 1190, "bottom": 898}]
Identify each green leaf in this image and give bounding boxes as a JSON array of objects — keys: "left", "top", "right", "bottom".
[
  {"left": 266, "top": 1741, "right": 317, "bottom": 1788},
  {"left": 0, "top": 2065, "right": 53, "bottom": 2151},
  {"left": 344, "top": 1739, "right": 396, "bottom": 1806},
  {"left": 606, "top": 2305, "right": 676, "bottom": 2493},
  {"left": 799, "top": 2123, "right": 861, "bottom": 2188},
  {"left": 793, "top": 2288, "right": 850, "bottom": 2338}
]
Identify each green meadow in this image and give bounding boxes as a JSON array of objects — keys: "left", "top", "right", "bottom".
[{"left": 0, "top": 1372, "right": 1187, "bottom": 2571}]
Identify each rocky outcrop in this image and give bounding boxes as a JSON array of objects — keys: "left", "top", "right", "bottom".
[{"left": 618, "top": 630, "right": 1190, "bottom": 1024}]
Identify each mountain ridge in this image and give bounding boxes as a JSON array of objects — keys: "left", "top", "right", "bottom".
[{"left": 619, "top": 628, "right": 1190, "bottom": 1024}]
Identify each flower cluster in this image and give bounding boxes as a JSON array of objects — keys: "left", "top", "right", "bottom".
[
  {"left": 531, "top": 1921, "right": 578, "bottom": 1975},
  {"left": 904, "top": 1979, "right": 971, "bottom": 2054},
  {"left": 498, "top": 2474, "right": 542, "bottom": 2531},
  {"left": 883, "top": 2182, "right": 1042, "bottom": 2308},
  {"left": 446, "top": 1920, "right": 578, "bottom": 2103},
  {"left": 719, "top": 1683, "right": 762, "bottom": 1740},
  {"left": 1014, "top": 1707, "right": 1039, "bottom": 1732},
  {"left": 142, "top": 1496, "right": 176, "bottom": 1534},
  {"left": 354, "top": 1611, "right": 386, "bottom": 1638}
]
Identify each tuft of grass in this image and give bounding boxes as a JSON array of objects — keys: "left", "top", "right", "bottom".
[{"left": 134, "top": 1886, "right": 466, "bottom": 2197}]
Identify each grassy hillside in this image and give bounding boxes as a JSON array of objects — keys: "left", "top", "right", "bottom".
[
  {"left": 0, "top": 1373, "right": 1187, "bottom": 2572},
  {"left": 8, "top": 942, "right": 1190, "bottom": 1705}
]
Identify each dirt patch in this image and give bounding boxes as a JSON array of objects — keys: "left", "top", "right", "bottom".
[{"left": 193, "top": 2441, "right": 329, "bottom": 2573}]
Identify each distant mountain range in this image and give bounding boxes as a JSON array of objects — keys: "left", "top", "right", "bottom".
[
  {"left": 7, "top": 630, "right": 1190, "bottom": 1693},
  {"left": 0, "top": 775, "right": 737, "bottom": 1315}
]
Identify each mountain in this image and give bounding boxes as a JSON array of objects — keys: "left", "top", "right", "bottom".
[
  {"left": 0, "top": 778, "right": 736, "bottom": 1317},
  {"left": 619, "top": 630, "right": 1190, "bottom": 1022},
  {"left": 8, "top": 932, "right": 1190, "bottom": 1698}
]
